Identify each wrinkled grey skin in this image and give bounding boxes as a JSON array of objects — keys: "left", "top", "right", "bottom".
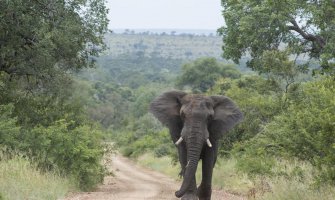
[{"left": 150, "top": 91, "right": 243, "bottom": 200}]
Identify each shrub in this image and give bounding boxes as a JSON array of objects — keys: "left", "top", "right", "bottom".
[
  {"left": 0, "top": 110, "right": 105, "bottom": 190},
  {"left": 27, "top": 121, "right": 105, "bottom": 190},
  {"left": 261, "top": 77, "right": 335, "bottom": 184},
  {"left": 233, "top": 77, "right": 335, "bottom": 184},
  {"left": 0, "top": 104, "right": 21, "bottom": 149}
]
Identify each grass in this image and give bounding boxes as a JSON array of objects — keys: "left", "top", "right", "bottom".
[
  {"left": 137, "top": 153, "right": 335, "bottom": 200},
  {"left": 0, "top": 154, "right": 77, "bottom": 200},
  {"left": 212, "top": 158, "right": 253, "bottom": 195},
  {"left": 137, "top": 153, "right": 180, "bottom": 180},
  {"left": 256, "top": 159, "right": 335, "bottom": 200},
  {"left": 258, "top": 176, "right": 335, "bottom": 200}
]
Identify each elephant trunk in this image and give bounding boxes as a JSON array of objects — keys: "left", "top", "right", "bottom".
[{"left": 175, "top": 138, "right": 203, "bottom": 198}]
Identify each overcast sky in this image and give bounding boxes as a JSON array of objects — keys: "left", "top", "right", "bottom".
[{"left": 106, "top": 0, "right": 223, "bottom": 30}]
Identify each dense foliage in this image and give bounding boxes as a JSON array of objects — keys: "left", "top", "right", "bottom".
[
  {"left": 0, "top": 74, "right": 106, "bottom": 190},
  {"left": 217, "top": 0, "right": 335, "bottom": 186},
  {"left": 0, "top": 0, "right": 109, "bottom": 190},
  {"left": 176, "top": 57, "right": 241, "bottom": 92},
  {"left": 219, "top": 0, "right": 335, "bottom": 74},
  {"left": 220, "top": 76, "right": 334, "bottom": 184},
  {"left": 248, "top": 77, "right": 335, "bottom": 182},
  {"left": 0, "top": 0, "right": 108, "bottom": 79}
]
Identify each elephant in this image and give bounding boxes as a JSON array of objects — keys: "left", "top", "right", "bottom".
[{"left": 149, "top": 90, "right": 243, "bottom": 200}]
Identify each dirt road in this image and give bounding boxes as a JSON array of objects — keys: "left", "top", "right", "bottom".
[{"left": 64, "top": 154, "right": 244, "bottom": 200}]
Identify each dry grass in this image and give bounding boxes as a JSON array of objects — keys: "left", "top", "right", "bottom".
[
  {"left": 0, "top": 155, "right": 76, "bottom": 200},
  {"left": 258, "top": 176, "right": 335, "bottom": 200}
]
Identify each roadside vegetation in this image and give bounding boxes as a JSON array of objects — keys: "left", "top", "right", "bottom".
[
  {"left": 0, "top": 152, "right": 76, "bottom": 200},
  {"left": 1, "top": 0, "right": 109, "bottom": 198}
]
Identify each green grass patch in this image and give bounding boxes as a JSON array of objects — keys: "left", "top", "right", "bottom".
[
  {"left": 0, "top": 155, "right": 77, "bottom": 200},
  {"left": 212, "top": 158, "right": 253, "bottom": 195},
  {"left": 137, "top": 153, "right": 180, "bottom": 180}
]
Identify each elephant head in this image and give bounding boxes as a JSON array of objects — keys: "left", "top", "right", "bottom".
[{"left": 150, "top": 90, "right": 243, "bottom": 198}]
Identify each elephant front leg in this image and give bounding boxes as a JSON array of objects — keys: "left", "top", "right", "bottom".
[
  {"left": 197, "top": 144, "right": 217, "bottom": 200},
  {"left": 181, "top": 174, "right": 198, "bottom": 200},
  {"left": 177, "top": 144, "right": 197, "bottom": 200}
]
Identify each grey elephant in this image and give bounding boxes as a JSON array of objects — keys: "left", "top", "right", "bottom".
[{"left": 150, "top": 91, "right": 243, "bottom": 200}]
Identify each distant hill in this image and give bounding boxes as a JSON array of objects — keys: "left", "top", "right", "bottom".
[
  {"left": 81, "top": 31, "right": 251, "bottom": 88},
  {"left": 104, "top": 32, "right": 224, "bottom": 61}
]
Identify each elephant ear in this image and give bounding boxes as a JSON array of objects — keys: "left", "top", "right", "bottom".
[
  {"left": 149, "top": 90, "right": 187, "bottom": 141},
  {"left": 209, "top": 95, "right": 243, "bottom": 139}
]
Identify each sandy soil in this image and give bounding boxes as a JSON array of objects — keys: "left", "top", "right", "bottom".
[{"left": 63, "top": 154, "right": 244, "bottom": 200}]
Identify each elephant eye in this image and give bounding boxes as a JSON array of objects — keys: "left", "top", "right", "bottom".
[{"left": 205, "top": 101, "right": 212, "bottom": 109}]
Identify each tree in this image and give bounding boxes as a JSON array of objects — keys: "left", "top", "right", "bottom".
[
  {"left": 219, "top": 0, "right": 335, "bottom": 74},
  {"left": 0, "top": 0, "right": 109, "bottom": 80},
  {"left": 176, "top": 57, "right": 240, "bottom": 92}
]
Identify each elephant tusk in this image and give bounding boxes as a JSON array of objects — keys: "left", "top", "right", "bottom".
[
  {"left": 175, "top": 137, "right": 183, "bottom": 145},
  {"left": 206, "top": 139, "right": 212, "bottom": 147}
]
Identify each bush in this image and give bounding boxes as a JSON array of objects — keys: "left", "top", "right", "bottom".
[
  {"left": 0, "top": 104, "right": 21, "bottom": 148},
  {"left": 176, "top": 57, "right": 241, "bottom": 92},
  {"left": 115, "top": 115, "right": 176, "bottom": 159},
  {"left": 233, "top": 77, "right": 335, "bottom": 184},
  {"left": 0, "top": 108, "right": 105, "bottom": 190},
  {"left": 28, "top": 121, "right": 105, "bottom": 190},
  {"left": 262, "top": 77, "right": 335, "bottom": 184}
]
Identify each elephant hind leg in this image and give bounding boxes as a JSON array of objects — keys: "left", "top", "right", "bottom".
[{"left": 197, "top": 184, "right": 212, "bottom": 200}]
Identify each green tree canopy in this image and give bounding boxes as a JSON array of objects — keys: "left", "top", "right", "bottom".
[
  {"left": 219, "top": 0, "right": 335, "bottom": 74},
  {"left": 176, "top": 57, "right": 240, "bottom": 92},
  {"left": 0, "top": 0, "right": 109, "bottom": 80}
]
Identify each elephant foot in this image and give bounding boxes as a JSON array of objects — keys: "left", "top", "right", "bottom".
[
  {"left": 181, "top": 191, "right": 198, "bottom": 200},
  {"left": 197, "top": 184, "right": 212, "bottom": 200}
]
